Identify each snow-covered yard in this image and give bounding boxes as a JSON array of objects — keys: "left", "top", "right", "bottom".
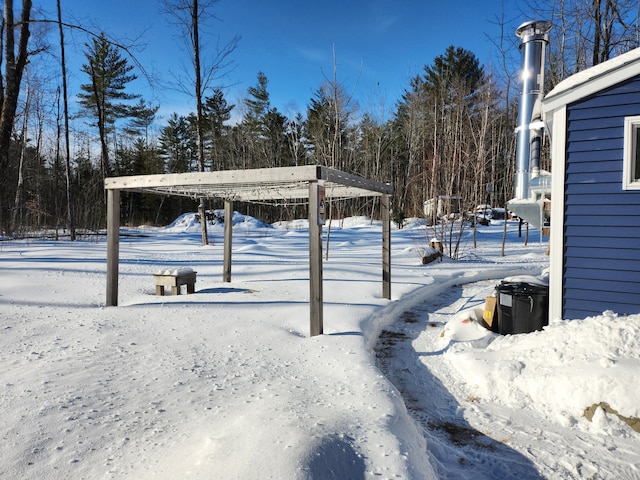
[{"left": 1, "top": 215, "right": 639, "bottom": 479}]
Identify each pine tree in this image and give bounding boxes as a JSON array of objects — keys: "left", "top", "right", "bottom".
[
  {"left": 158, "top": 113, "right": 197, "bottom": 173},
  {"left": 241, "top": 72, "right": 289, "bottom": 167},
  {"left": 125, "top": 99, "right": 160, "bottom": 145},
  {"left": 263, "top": 108, "right": 287, "bottom": 167},
  {"left": 203, "top": 88, "right": 234, "bottom": 170},
  {"left": 243, "top": 72, "right": 270, "bottom": 135},
  {"left": 77, "top": 32, "right": 140, "bottom": 179},
  {"left": 423, "top": 46, "right": 484, "bottom": 101},
  {"left": 305, "top": 83, "right": 353, "bottom": 170}
]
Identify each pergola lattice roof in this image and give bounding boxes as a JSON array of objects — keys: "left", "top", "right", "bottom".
[{"left": 104, "top": 165, "right": 392, "bottom": 202}]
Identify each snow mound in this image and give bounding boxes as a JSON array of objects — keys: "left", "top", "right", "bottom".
[
  {"left": 164, "top": 210, "right": 272, "bottom": 233},
  {"left": 273, "top": 216, "right": 380, "bottom": 230},
  {"left": 437, "top": 306, "right": 495, "bottom": 347},
  {"left": 446, "top": 311, "right": 640, "bottom": 426}
]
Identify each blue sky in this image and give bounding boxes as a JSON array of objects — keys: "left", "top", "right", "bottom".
[{"left": 56, "top": 0, "right": 527, "bottom": 122}]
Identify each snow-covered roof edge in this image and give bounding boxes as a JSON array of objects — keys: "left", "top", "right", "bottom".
[{"left": 542, "top": 47, "right": 640, "bottom": 114}]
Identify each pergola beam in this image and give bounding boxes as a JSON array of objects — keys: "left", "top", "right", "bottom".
[{"left": 104, "top": 165, "right": 320, "bottom": 190}]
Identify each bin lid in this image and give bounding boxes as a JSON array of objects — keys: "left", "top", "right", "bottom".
[{"left": 497, "top": 282, "right": 548, "bottom": 296}]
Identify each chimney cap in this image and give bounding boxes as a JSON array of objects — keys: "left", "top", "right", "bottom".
[{"left": 516, "top": 20, "right": 552, "bottom": 40}]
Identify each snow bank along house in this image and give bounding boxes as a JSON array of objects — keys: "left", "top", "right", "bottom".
[{"left": 510, "top": 21, "right": 640, "bottom": 323}]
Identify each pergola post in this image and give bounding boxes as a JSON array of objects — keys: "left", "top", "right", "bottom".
[
  {"left": 106, "top": 188, "right": 120, "bottom": 306},
  {"left": 308, "top": 181, "right": 323, "bottom": 336},
  {"left": 223, "top": 199, "right": 233, "bottom": 282},
  {"left": 381, "top": 193, "right": 391, "bottom": 299}
]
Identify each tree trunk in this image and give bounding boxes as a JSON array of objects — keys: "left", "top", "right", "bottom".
[
  {"left": 0, "top": 0, "right": 32, "bottom": 234},
  {"left": 192, "top": 0, "right": 208, "bottom": 245},
  {"left": 57, "top": 0, "right": 75, "bottom": 240},
  {"left": 88, "top": 62, "right": 110, "bottom": 180},
  {"left": 10, "top": 71, "right": 28, "bottom": 233}
]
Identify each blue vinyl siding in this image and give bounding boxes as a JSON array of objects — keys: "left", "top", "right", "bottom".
[
  {"left": 563, "top": 76, "right": 640, "bottom": 319},
  {"left": 564, "top": 225, "right": 640, "bottom": 239},
  {"left": 569, "top": 103, "right": 640, "bottom": 121},
  {"left": 569, "top": 277, "right": 640, "bottom": 294},
  {"left": 565, "top": 231, "right": 640, "bottom": 246},
  {"left": 566, "top": 159, "right": 620, "bottom": 174},
  {"left": 570, "top": 116, "right": 625, "bottom": 131},
  {"left": 564, "top": 266, "right": 638, "bottom": 283},
  {"left": 568, "top": 127, "right": 622, "bottom": 142},
  {"left": 564, "top": 149, "right": 622, "bottom": 163}
]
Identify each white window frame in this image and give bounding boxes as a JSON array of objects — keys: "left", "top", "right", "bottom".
[{"left": 623, "top": 115, "right": 640, "bottom": 190}]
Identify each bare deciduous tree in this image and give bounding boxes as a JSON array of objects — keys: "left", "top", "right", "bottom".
[
  {"left": 57, "top": 0, "right": 75, "bottom": 240},
  {"left": 527, "top": 0, "right": 640, "bottom": 87},
  {"left": 161, "top": 0, "right": 238, "bottom": 245}
]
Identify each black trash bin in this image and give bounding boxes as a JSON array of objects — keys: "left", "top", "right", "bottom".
[{"left": 495, "top": 281, "right": 549, "bottom": 335}]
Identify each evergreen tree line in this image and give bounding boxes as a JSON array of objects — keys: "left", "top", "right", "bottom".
[{"left": 1, "top": 0, "right": 638, "bottom": 237}]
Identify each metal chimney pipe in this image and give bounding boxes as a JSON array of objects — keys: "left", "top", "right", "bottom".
[{"left": 514, "top": 20, "right": 551, "bottom": 200}]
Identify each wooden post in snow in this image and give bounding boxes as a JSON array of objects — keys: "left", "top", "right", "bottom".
[
  {"left": 106, "top": 188, "right": 120, "bottom": 306},
  {"left": 309, "top": 181, "right": 323, "bottom": 336},
  {"left": 223, "top": 199, "right": 233, "bottom": 283},
  {"left": 382, "top": 193, "right": 391, "bottom": 300}
]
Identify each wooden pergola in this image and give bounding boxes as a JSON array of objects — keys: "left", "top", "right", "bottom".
[{"left": 104, "top": 165, "right": 393, "bottom": 336}]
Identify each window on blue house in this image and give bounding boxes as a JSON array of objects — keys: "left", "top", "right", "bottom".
[{"left": 623, "top": 116, "right": 640, "bottom": 190}]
